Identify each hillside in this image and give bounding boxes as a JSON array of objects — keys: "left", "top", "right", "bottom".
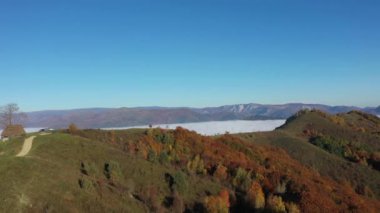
[
  {"left": 23, "top": 103, "right": 379, "bottom": 129},
  {"left": 238, "top": 110, "right": 380, "bottom": 200},
  {"left": 278, "top": 110, "right": 380, "bottom": 169},
  {"left": 1, "top": 121, "right": 379, "bottom": 212},
  {"left": 0, "top": 132, "right": 222, "bottom": 212}
]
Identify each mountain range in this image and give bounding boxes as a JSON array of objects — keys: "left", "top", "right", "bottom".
[{"left": 24, "top": 103, "right": 380, "bottom": 129}]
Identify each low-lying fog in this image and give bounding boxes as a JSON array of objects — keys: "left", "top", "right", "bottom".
[
  {"left": 1, "top": 120, "right": 286, "bottom": 136},
  {"left": 103, "top": 120, "right": 286, "bottom": 136}
]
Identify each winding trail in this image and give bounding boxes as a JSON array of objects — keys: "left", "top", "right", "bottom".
[
  {"left": 16, "top": 133, "right": 50, "bottom": 157},
  {"left": 16, "top": 136, "right": 36, "bottom": 157}
]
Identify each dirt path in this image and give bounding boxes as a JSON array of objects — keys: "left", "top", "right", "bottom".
[
  {"left": 16, "top": 133, "right": 50, "bottom": 157},
  {"left": 16, "top": 136, "right": 36, "bottom": 157}
]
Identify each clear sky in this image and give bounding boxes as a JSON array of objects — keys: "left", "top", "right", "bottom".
[{"left": 0, "top": 0, "right": 379, "bottom": 111}]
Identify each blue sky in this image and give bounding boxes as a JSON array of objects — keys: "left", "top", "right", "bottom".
[{"left": 0, "top": 0, "right": 379, "bottom": 111}]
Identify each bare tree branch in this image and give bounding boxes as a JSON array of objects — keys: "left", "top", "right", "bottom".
[{"left": 0, "top": 103, "right": 27, "bottom": 128}]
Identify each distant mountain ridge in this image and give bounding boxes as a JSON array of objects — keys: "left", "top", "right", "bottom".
[{"left": 24, "top": 103, "right": 379, "bottom": 129}]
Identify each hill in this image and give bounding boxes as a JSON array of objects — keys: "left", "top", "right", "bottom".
[
  {"left": 0, "top": 122, "right": 379, "bottom": 212},
  {"left": 24, "top": 103, "right": 379, "bottom": 129},
  {"left": 278, "top": 110, "right": 380, "bottom": 170},
  {"left": 238, "top": 110, "right": 380, "bottom": 200},
  {"left": 0, "top": 132, "right": 223, "bottom": 212}
]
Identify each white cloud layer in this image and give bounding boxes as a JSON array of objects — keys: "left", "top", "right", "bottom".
[
  {"left": 0, "top": 120, "right": 286, "bottom": 137},
  {"left": 104, "top": 120, "right": 286, "bottom": 136}
]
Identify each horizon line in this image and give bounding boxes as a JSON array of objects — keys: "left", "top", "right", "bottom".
[{"left": 22, "top": 102, "right": 379, "bottom": 113}]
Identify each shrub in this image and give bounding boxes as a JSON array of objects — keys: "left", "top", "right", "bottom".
[
  {"left": 173, "top": 171, "right": 188, "bottom": 195},
  {"left": 286, "top": 202, "right": 301, "bottom": 213},
  {"left": 78, "top": 178, "right": 95, "bottom": 192},
  {"left": 138, "top": 186, "right": 162, "bottom": 212},
  {"left": 204, "top": 190, "right": 230, "bottom": 213},
  {"left": 153, "top": 131, "right": 175, "bottom": 145},
  {"left": 219, "top": 189, "right": 230, "bottom": 209},
  {"left": 68, "top": 123, "right": 79, "bottom": 134},
  {"left": 214, "top": 164, "right": 228, "bottom": 181},
  {"left": 275, "top": 177, "right": 289, "bottom": 194},
  {"left": 80, "top": 162, "right": 88, "bottom": 176},
  {"left": 84, "top": 162, "right": 100, "bottom": 178},
  {"left": 147, "top": 149, "right": 157, "bottom": 163},
  {"left": 159, "top": 151, "right": 170, "bottom": 165},
  {"left": 104, "top": 161, "right": 123, "bottom": 183},
  {"left": 355, "top": 184, "right": 375, "bottom": 198},
  {"left": 246, "top": 182, "right": 265, "bottom": 209},
  {"left": 266, "top": 195, "right": 286, "bottom": 212},
  {"left": 232, "top": 167, "right": 252, "bottom": 191},
  {"left": 310, "top": 136, "right": 347, "bottom": 157},
  {"left": 330, "top": 116, "right": 345, "bottom": 125},
  {"left": 161, "top": 133, "right": 174, "bottom": 145},
  {"left": 187, "top": 155, "right": 206, "bottom": 175}
]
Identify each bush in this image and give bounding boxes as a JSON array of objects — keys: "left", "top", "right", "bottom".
[
  {"left": 68, "top": 123, "right": 79, "bottom": 134},
  {"left": 78, "top": 178, "right": 95, "bottom": 192},
  {"left": 80, "top": 162, "right": 88, "bottom": 176},
  {"left": 104, "top": 161, "right": 123, "bottom": 183},
  {"left": 204, "top": 190, "right": 230, "bottom": 213},
  {"left": 286, "top": 202, "right": 300, "bottom": 213},
  {"left": 153, "top": 130, "right": 175, "bottom": 145},
  {"left": 214, "top": 164, "right": 228, "bottom": 181},
  {"left": 187, "top": 155, "right": 206, "bottom": 175},
  {"left": 173, "top": 171, "right": 188, "bottom": 195},
  {"left": 246, "top": 182, "right": 265, "bottom": 209},
  {"left": 80, "top": 162, "right": 100, "bottom": 178},
  {"left": 147, "top": 149, "right": 157, "bottom": 163},
  {"left": 266, "top": 195, "right": 286, "bottom": 212},
  {"left": 232, "top": 167, "right": 252, "bottom": 191},
  {"left": 159, "top": 151, "right": 170, "bottom": 165},
  {"left": 138, "top": 186, "right": 162, "bottom": 212},
  {"left": 310, "top": 136, "right": 347, "bottom": 157}
]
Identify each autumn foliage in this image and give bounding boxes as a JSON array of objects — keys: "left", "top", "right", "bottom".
[
  {"left": 246, "top": 182, "right": 265, "bottom": 209},
  {"left": 73, "top": 127, "right": 380, "bottom": 212},
  {"left": 204, "top": 189, "right": 230, "bottom": 213},
  {"left": 68, "top": 123, "right": 79, "bottom": 134}
]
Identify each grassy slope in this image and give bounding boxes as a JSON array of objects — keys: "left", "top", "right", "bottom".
[
  {"left": 237, "top": 111, "right": 380, "bottom": 198},
  {"left": 280, "top": 110, "right": 380, "bottom": 151},
  {"left": 0, "top": 133, "right": 221, "bottom": 212}
]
